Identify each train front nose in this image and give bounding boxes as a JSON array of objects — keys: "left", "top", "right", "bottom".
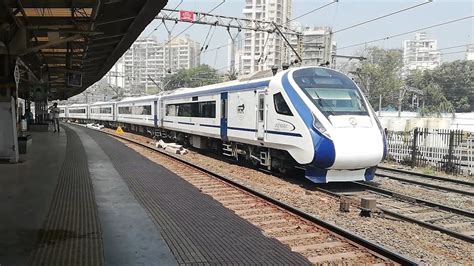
[
  {"left": 305, "top": 127, "right": 384, "bottom": 183},
  {"left": 330, "top": 128, "right": 384, "bottom": 169}
]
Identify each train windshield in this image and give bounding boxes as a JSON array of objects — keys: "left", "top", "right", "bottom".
[{"left": 293, "top": 68, "right": 369, "bottom": 117}]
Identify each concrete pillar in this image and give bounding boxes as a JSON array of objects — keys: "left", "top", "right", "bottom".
[{"left": 0, "top": 88, "right": 19, "bottom": 163}]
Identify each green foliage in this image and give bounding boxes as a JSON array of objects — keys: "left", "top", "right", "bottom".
[
  {"left": 354, "top": 47, "right": 473, "bottom": 114},
  {"left": 225, "top": 68, "right": 239, "bottom": 81},
  {"left": 162, "top": 65, "right": 221, "bottom": 91},
  {"left": 352, "top": 47, "right": 404, "bottom": 109},
  {"left": 406, "top": 60, "right": 473, "bottom": 113},
  {"left": 430, "top": 60, "right": 473, "bottom": 112},
  {"left": 405, "top": 70, "right": 453, "bottom": 116}
]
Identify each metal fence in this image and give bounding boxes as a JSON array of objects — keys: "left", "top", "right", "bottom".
[{"left": 385, "top": 128, "right": 474, "bottom": 176}]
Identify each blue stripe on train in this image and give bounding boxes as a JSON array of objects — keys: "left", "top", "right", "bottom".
[{"left": 280, "top": 72, "right": 335, "bottom": 183}]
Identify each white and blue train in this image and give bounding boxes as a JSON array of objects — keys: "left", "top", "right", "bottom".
[{"left": 60, "top": 67, "right": 386, "bottom": 183}]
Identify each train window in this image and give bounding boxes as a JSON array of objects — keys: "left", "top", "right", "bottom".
[
  {"left": 273, "top": 93, "right": 293, "bottom": 116},
  {"left": 258, "top": 95, "right": 264, "bottom": 122},
  {"left": 200, "top": 101, "right": 216, "bottom": 118},
  {"left": 69, "top": 108, "right": 86, "bottom": 114},
  {"left": 119, "top": 105, "right": 151, "bottom": 115},
  {"left": 166, "top": 105, "right": 177, "bottom": 116},
  {"left": 166, "top": 101, "right": 216, "bottom": 118},
  {"left": 137, "top": 105, "right": 151, "bottom": 115},
  {"left": 100, "top": 107, "right": 112, "bottom": 114},
  {"left": 118, "top": 106, "right": 132, "bottom": 114},
  {"left": 293, "top": 68, "right": 369, "bottom": 117}
]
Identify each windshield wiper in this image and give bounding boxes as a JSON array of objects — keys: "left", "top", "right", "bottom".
[{"left": 311, "top": 90, "right": 336, "bottom": 116}]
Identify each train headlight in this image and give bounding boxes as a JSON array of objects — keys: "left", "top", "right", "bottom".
[{"left": 312, "top": 113, "right": 331, "bottom": 139}]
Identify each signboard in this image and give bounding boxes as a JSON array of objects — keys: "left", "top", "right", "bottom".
[
  {"left": 179, "top": 10, "right": 194, "bottom": 22},
  {"left": 14, "top": 62, "right": 20, "bottom": 85},
  {"left": 67, "top": 73, "right": 82, "bottom": 87}
]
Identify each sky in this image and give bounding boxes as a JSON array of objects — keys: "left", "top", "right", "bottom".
[{"left": 140, "top": 0, "right": 473, "bottom": 72}]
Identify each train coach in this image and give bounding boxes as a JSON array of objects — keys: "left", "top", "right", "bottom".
[
  {"left": 89, "top": 101, "right": 115, "bottom": 122},
  {"left": 61, "top": 66, "right": 386, "bottom": 183},
  {"left": 66, "top": 103, "right": 89, "bottom": 121}
]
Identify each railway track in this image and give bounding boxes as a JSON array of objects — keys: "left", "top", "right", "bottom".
[
  {"left": 318, "top": 181, "right": 474, "bottom": 243},
  {"left": 97, "top": 128, "right": 416, "bottom": 265},
  {"left": 376, "top": 166, "right": 474, "bottom": 197}
]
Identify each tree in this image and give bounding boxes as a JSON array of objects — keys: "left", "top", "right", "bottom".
[
  {"left": 405, "top": 60, "right": 473, "bottom": 113},
  {"left": 351, "top": 47, "right": 404, "bottom": 110},
  {"left": 162, "top": 65, "right": 221, "bottom": 91},
  {"left": 405, "top": 70, "right": 453, "bottom": 116},
  {"left": 225, "top": 67, "right": 239, "bottom": 81},
  {"left": 429, "top": 60, "right": 473, "bottom": 112}
]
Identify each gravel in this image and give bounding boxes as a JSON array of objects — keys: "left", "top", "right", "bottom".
[
  {"left": 380, "top": 162, "right": 474, "bottom": 183},
  {"left": 374, "top": 176, "right": 474, "bottom": 212},
  {"left": 105, "top": 129, "right": 474, "bottom": 264}
]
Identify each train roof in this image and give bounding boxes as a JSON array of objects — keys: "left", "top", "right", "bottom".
[
  {"left": 161, "top": 76, "right": 273, "bottom": 99},
  {"left": 89, "top": 101, "right": 118, "bottom": 106},
  {"left": 118, "top": 95, "right": 160, "bottom": 103},
  {"left": 68, "top": 103, "right": 89, "bottom": 107}
]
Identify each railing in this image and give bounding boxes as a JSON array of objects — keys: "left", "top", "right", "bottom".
[{"left": 385, "top": 128, "right": 474, "bottom": 176}]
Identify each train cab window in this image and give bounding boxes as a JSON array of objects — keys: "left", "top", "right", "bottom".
[{"left": 273, "top": 93, "right": 293, "bottom": 116}]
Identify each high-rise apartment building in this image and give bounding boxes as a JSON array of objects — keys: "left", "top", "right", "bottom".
[
  {"left": 289, "top": 25, "right": 335, "bottom": 66},
  {"left": 240, "top": 0, "right": 292, "bottom": 75},
  {"left": 122, "top": 36, "right": 200, "bottom": 95},
  {"left": 402, "top": 32, "right": 441, "bottom": 76}
]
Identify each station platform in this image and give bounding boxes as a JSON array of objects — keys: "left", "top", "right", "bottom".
[{"left": 0, "top": 123, "right": 310, "bottom": 265}]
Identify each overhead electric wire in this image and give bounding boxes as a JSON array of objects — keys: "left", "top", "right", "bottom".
[
  {"left": 338, "top": 16, "right": 473, "bottom": 50},
  {"left": 333, "top": 0, "right": 433, "bottom": 34},
  {"left": 169, "top": 0, "right": 226, "bottom": 43},
  {"left": 145, "top": 0, "right": 183, "bottom": 39},
  {"left": 441, "top": 50, "right": 468, "bottom": 56},
  {"left": 403, "top": 43, "right": 473, "bottom": 57},
  {"left": 201, "top": 25, "right": 214, "bottom": 51},
  {"left": 285, "top": 0, "right": 337, "bottom": 25}
]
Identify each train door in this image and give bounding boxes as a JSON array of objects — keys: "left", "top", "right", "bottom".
[
  {"left": 153, "top": 100, "right": 158, "bottom": 127},
  {"left": 159, "top": 99, "right": 164, "bottom": 128},
  {"left": 220, "top": 92, "right": 228, "bottom": 141},
  {"left": 256, "top": 92, "right": 266, "bottom": 140}
]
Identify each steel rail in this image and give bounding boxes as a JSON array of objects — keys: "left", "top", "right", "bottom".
[
  {"left": 98, "top": 129, "right": 418, "bottom": 265},
  {"left": 316, "top": 184, "right": 474, "bottom": 243},
  {"left": 354, "top": 181, "right": 474, "bottom": 219},
  {"left": 377, "top": 166, "right": 474, "bottom": 187},
  {"left": 375, "top": 172, "right": 474, "bottom": 197}
]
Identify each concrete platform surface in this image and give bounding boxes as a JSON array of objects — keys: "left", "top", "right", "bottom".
[{"left": 0, "top": 123, "right": 310, "bottom": 265}]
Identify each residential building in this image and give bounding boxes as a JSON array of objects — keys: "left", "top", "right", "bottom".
[
  {"left": 122, "top": 36, "right": 200, "bottom": 95},
  {"left": 402, "top": 32, "right": 441, "bottom": 76},
  {"left": 105, "top": 58, "right": 124, "bottom": 89},
  {"left": 240, "top": 0, "right": 292, "bottom": 75},
  {"left": 289, "top": 25, "right": 335, "bottom": 66}
]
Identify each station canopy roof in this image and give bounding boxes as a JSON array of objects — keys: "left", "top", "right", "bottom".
[{"left": 1, "top": 0, "right": 167, "bottom": 100}]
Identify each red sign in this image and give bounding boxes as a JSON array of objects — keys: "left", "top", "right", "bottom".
[{"left": 179, "top": 10, "right": 194, "bottom": 22}]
